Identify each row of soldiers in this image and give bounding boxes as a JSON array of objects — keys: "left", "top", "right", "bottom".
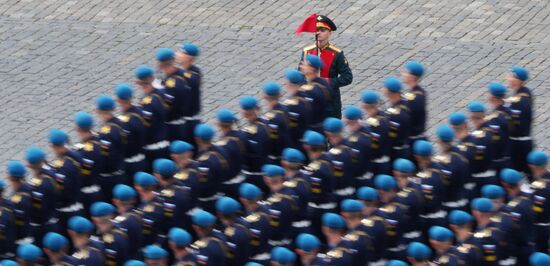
[{"left": 0, "top": 38, "right": 548, "bottom": 266}]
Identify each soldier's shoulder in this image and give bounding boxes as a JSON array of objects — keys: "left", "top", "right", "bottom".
[
  {"left": 328, "top": 44, "right": 342, "bottom": 53},
  {"left": 303, "top": 44, "right": 317, "bottom": 52}
]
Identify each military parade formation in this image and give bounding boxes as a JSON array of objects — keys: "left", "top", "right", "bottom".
[{"left": 1, "top": 14, "right": 550, "bottom": 266}]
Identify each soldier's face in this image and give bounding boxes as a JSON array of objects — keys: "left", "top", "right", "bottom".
[
  {"left": 506, "top": 74, "right": 523, "bottom": 89},
  {"left": 316, "top": 28, "right": 331, "bottom": 42},
  {"left": 176, "top": 51, "right": 193, "bottom": 68},
  {"left": 402, "top": 71, "right": 418, "bottom": 87},
  {"left": 469, "top": 113, "right": 484, "bottom": 127}
]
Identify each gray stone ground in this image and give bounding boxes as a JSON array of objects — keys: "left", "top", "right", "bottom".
[{"left": 0, "top": 0, "right": 549, "bottom": 174}]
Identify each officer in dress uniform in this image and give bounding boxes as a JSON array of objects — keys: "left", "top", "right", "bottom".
[
  {"left": 170, "top": 141, "right": 199, "bottom": 204},
  {"left": 24, "top": 147, "right": 59, "bottom": 245},
  {"left": 239, "top": 96, "right": 271, "bottom": 193},
  {"left": 323, "top": 118, "right": 357, "bottom": 203},
  {"left": 194, "top": 124, "right": 230, "bottom": 213},
  {"left": 191, "top": 210, "right": 228, "bottom": 266},
  {"left": 405, "top": 242, "right": 431, "bottom": 266},
  {"left": 298, "top": 55, "right": 332, "bottom": 132},
  {"left": 356, "top": 187, "right": 390, "bottom": 265},
  {"left": 527, "top": 151, "right": 550, "bottom": 252},
  {"left": 168, "top": 228, "right": 198, "bottom": 265},
  {"left": 133, "top": 172, "right": 164, "bottom": 247},
  {"left": 215, "top": 196, "right": 250, "bottom": 266},
  {"left": 176, "top": 43, "right": 202, "bottom": 143},
  {"left": 135, "top": 65, "right": 170, "bottom": 165},
  {"left": 283, "top": 69, "right": 312, "bottom": 150},
  {"left": 402, "top": 61, "right": 428, "bottom": 144},
  {"left": 112, "top": 184, "right": 143, "bottom": 260},
  {"left": 471, "top": 198, "right": 505, "bottom": 266},
  {"left": 448, "top": 210, "right": 483, "bottom": 266},
  {"left": 361, "top": 90, "right": 392, "bottom": 175},
  {"left": 115, "top": 83, "right": 148, "bottom": 181},
  {"left": 43, "top": 232, "right": 79, "bottom": 265},
  {"left": 261, "top": 81, "right": 291, "bottom": 164},
  {"left": 339, "top": 199, "right": 374, "bottom": 265},
  {"left": 343, "top": 106, "right": 375, "bottom": 187},
  {"left": 485, "top": 82, "right": 513, "bottom": 172},
  {"left": 506, "top": 67, "right": 534, "bottom": 174},
  {"left": 95, "top": 95, "right": 127, "bottom": 200},
  {"left": 156, "top": 48, "right": 196, "bottom": 144},
  {"left": 300, "top": 15, "right": 352, "bottom": 119},
  {"left": 90, "top": 202, "right": 129, "bottom": 266},
  {"left": 281, "top": 148, "right": 312, "bottom": 237},
  {"left": 383, "top": 77, "right": 412, "bottom": 161},
  {"left": 15, "top": 243, "right": 42, "bottom": 265},
  {"left": 68, "top": 216, "right": 105, "bottom": 265},
  {"left": 428, "top": 226, "right": 464, "bottom": 265},
  {"left": 73, "top": 112, "right": 105, "bottom": 215},
  {"left": 6, "top": 161, "right": 32, "bottom": 245},
  {"left": 320, "top": 213, "right": 355, "bottom": 265},
  {"left": 238, "top": 183, "right": 271, "bottom": 264},
  {"left": 295, "top": 233, "right": 325, "bottom": 266},
  {"left": 270, "top": 246, "right": 297, "bottom": 266},
  {"left": 143, "top": 245, "right": 169, "bottom": 266},
  {"left": 0, "top": 179, "right": 16, "bottom": 260}
]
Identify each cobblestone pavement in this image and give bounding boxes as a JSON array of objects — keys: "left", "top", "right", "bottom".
[{"left": 0, "top": 0, "right": 549, "bottom": 172}]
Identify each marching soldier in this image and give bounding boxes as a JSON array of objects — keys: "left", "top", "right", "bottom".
[
  {"left": 281, "top": 148, "right": 311, "bottom": 237},
  {"left": 0, "top": 179, "right": 16, "bottom": 260},
  {"left": 470, "top": 198, "right": 506, "bottom": 266},
  {"left": 393, "top": 158, "right": 425, "bottom": 244},
  {"left": 527, "top": 150, "right": 550, "bottom": 252},
  {"left": 406, "top": 242, "right": 432, "bottom": 266},
  {"left": 361, "top": 90, "right": 391, "bottom": 175},
  {"left": 343, "top": 106, "right": 374, "bottom": 187},
  {"left": 485, "top": 82, "right": 513, "bottom": 172},
  {"left": 216, "top": 109, "right": 246, "bottom": 199},
  {"left": 320, "top": 213, "right": 355, "bottom": 265},
  {"left": 261, "top": 81, "right": 291, "bottom": 164},
  {"left": 339, "top": 199, "right": 374, "bottom": 265},
  {"left": 90, "top": 202, "right": 129, "bottom": 266},
  {"left": 67, "top": 216, "right": 106, "bottom": 265},
  {"left": 382, "top": 77, "right": 412, "bottom": 161},
  {"left": 42, "top": 232, "right": 79, "bottom": 265},
  {"left": 299, "top": 54, "right": 332, "bottom": 132},
  {"left": 238, "top": 183, "right": 271, "bottom": 264},
  {"left": 176, "top": 43, "right": 202, "bottom": 140},
  {"left": 428, "top": 226, "right": 464, "bottom": 265},
  {"left": 295, "top": 233, "right": 325, "bottom": 266},
  {"left": 448, "top": 210, "right": 482, "bottom": 266},
  {"left": 6, "top": 161, "right": 32, "bottom": 244},
  {"left": 402, "top": 61, "right": 427, "bottom": 143},
  {"left": 168, "top": 228, "right": 198, "bottom": 264},
  {"left": 300, "top": 14, "right": 353, "bottom": 119},
  {"left": 112, "top": 184, "right": 143, "bottom": 260},
  {"left": 215, "top": 196, "right": 251, "bottom": 266},
  {"left": 170, "top": 140, "right": 199, "bottom": 204},
  {"left": 283, "top": 69, "right": 312, "bottom": 150},
  {"left": 356, "top": 187, "right": 390, "bottom": 265},
  {"left": 133, "top": 172, "right": 164, "bottom": 247},
  {"left": 191, "top": 210, "right": 228, "bottom": 266}
]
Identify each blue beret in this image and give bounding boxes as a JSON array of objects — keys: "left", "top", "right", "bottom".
[
  {"left": 285, "top": 69, "right": 305, "bottom": 84},
  {"left": 271, "top": 246, "right": 296, "bottom": 264},
  {"left": 500, "top": 168, "right": 522, "bottom": 185},
  {"left": 74, "top": 111, "right": 94, "bottom": 129},
  {"left": 143, "top": 245, "right": 168, "bottom": 259},
  {"left": 388, "top": 260, "right": 408, "bottom": 266},
  {"left": 169, "top": 228, "right": 192, "bottom": 246},
  {"left": 68, "top": 216, "right": 94, "bottom": 233},
  {"left": 135, "top": 65, "right": 154, "bottom": 80},
  {"left": 153, "top": 159, "right": 177, "bottom": 177},
  {"left": 239, "top": 183, "right": 262, "bottom": 200},
  {"left": 357, "top": 186, "right": 378, "bottom": 201},
  {"left": 194, "top": 123, "right": 215, "bottom": 141},
  {"left": 25, "top": 146, "right": 46, "bottom": 164},
  {"left": 374, "top": 174, "right": 397, "bottom": 191},
  {"left": 448, "top": 210, "right": 473, "bottom": 225},
  {"left": 263, "top": 81, "right": 281, "bottom": 96},
  {"left": 488, "top": 82, "right": 507, "bottom": 97},
  {"left": 448, "top": 112, "right": 467, "bottom": 125},
  {"left": 413, "top": 140, "right": 433, "bottom": 156},
  {"left": 393, "top": 158, "right": 416, "bottom": 173},
  {"left": 471, "top": 197, "right": 493, "bottom": 212},
  {"left": 343, "top": 105, "right": 363, "bottom": 120},
  {"left": 239, "top": 96, "right": 258, "bottom": 110},
  {"left": 115, "top": 83, "right": 133, "bottom": 100},
  {"left": 468, "top": 101, "right": 486, "bottom": 113},
  {"left": 7, "top": 160, "right": 26, "bottom": 178},
  {"left": 530, "top": 252, "right": 550, "bottom": 266},
  {"left": 405, "top": 61, "right": 425, "bottom": 77},
  {"left": 180, "top": 42, "right": 200, "bottom": 56},
  {"left": 323, "top": 117, "right": 344, "bottom": 133},
  {"left": 481, "top": 184, "right": 505, "bottom": 199},
  {"left": 528, "top": 151, "right": 548, "bottom": 166},
  {"left": 322, "top": 213, "right": 346, "bottom": 228},
  {"left": 406, "top": 242, "right": 431, "bottom": 261},
  {"left": 96, "top": 95, "right": 115, "bottom": 111},
  {"left": 134, "top": 172, "right": 158, "bottom": 187},
  {"left": 155, "top": 48, "right": 175, "bottom": 62},
  {"left": 361, "top": 90, "right": 380, "bottom": 104},
  {"left": 192, "top": 210, "right": 216, "bottom": 227},
  {"left": 216, "top": 196, "right": 241, "bottom": 214},
  {"left": 303, "top": 130, "right": 325, "bottom": 146},
  {"left": 511, "top": 66, "right": 529, "bottom": 81},
  {"left": 296, "top": 233, "right": 321, "bottom": 252},
  {"left": 90, "top": 201, "right": 116, "bottom": 217},
  {"left": 217, "top": 108, "right": 236, "bottom": 123},
  {"left": 16, "top": 244, "right": 42, "bottom": 261},
  {"left": 340, "top": 199, "right": 365, "bottom": 212},
  {"left": 0, "top": 260, "right": 19, "bottom": 266},
  {"left": 170, "top": 140, "right": 193, "bottom": 154},
  {"left": 113, "top": 184, "right": 137, "bottom": 201},
  {"left": 124, "top": 260, "right": 146, "bottom": 266},
  {"left": 49, "top": 128, "right": 68, "bottom": 146},
  {"left": 43, "top": 232, "right": 69, "bottom": 252},
  {"left": 262, "top": 164, "right": 285, "bottom": 177},
  {"left": 0, "top": 179, "right": 6, "bottom": 190},
  {"left": 282, "top": 148, "right": 305, "bottom": 163},
  {"left": 305, "top": 54, "right": 323, "bottom": 69},
  {"left": 429, "top": 226, "right": 454, "bottom": 241},
  {"left": 384, "top": 77, "right": 402, "bottom": 93},
  {"left": 436, "top": 124, "right": 455, "bottom": 142}
]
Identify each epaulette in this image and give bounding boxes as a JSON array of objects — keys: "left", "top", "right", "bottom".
[
  {"left": 165, "top": 78, "right": 176, "bottom": 88},
  {"left": 434, "top": 154, "right": 451, "bottom": 164},
  {"left": 100, "top": 125, "right": 111, "bottom": 134},
  {"left": 117, "top": 115, "right": 130, "bottom": 123},
  {"left": 474, "top": 228, "right": 492, "bottom": 238},
  {"left": 328, "top": 44, "right": 342, "bottom": 53},
  {"left": 397, "top": 190, "right": 409, "bottom": 198},
  {"left": 472, "top": 130, "right": 486, "bottom": 138},
  {"left": 506, "top": 96, "right": 521, "bottom": 103},
  {"left": 366, "top": 117, "right": 379, "bottom": 127},
  {"left": 484, "top": 113, "right": 498, "bottom": 122},
  {"left": 245, "top": 213, "right": 260, "bottom": 223},
  {"left": 303, "top": 44, "right": 317, "bottom": 53},
  {"left": 348, "top": 135, "right": 358, "bottom": 143},
  {"left": 224, "top": 226, "right": 235, "bottom": 237},
  {"left": 404, "top": 92, "right": 416, "bottom": 101},
  {"left": 263, "top": 111, "right": 275, "bottom": 120},
  {"left": 192, "top": 240, "right": 208, "bottom": 249},
  {"left": 386, "top": 107, "right": 400, "bottom": 115},
  {"left": 301, "top": 84, "right": 314, "bottom": 91},
  {"left": 215, "top": 138, "right": 229, "bottom": 146},
  {"left": 283, "top": 180, "right": 297, "bottom": 188},
  {"left": 361, "top": 218, "right": 375, "bottom": 227},
  {"left": 141, "top": 96, "right": 152, "bottom": 105},
  {"left": 307, "top": 161, "right": 321, "bottom": 171},
  {"left": 532, "top": 180, "right": 547, "bottom": 189},
  {"left": 329, "top": 148, "right": 342, "bottom": 155},
  {"left": 437, "top": 255, "right": 450, "bottom": 264},
  {"left": 457, "top": 244, "right": 473, "bottom": 254},
  {"left": 244, "top": 124, "right": 258, "bottom": 134},
  {"left": 72, "top": 249, "right": 90, "bottom": 260},
  {"left": 161, "top": 188, "right": 175, "bottom": 197},
  {"left": 283, "top": 98, "right": 299, "bottom": 106},
  {"left": 379, "top": 204, "right": 396, "bottom": 213}
]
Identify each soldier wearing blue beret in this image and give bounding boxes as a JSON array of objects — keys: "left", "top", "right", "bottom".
[
  {"left": 262, "top": 81, "right": 291, "bottom": 165},
  {"left": 215, "top": 196, "right": 251, "bottom": 266},
  {"left": 16, "top": 243, "right": 42, "bottom": 264},
  {"left": 428, "top": 226, "right": 463, "bottom": 265},
  {"left": 115, "top": 83, "right": 149, "bottom": 180},
  {"left": 168, "top": 227, "right": 198, "bottom": 264},
  {"left": 448, "top": 210, "right": 482, "bottom": 266},
  {"left": 169, "top": 140, "right": 200, "bottom": 203},
  {"left": 42, "top": 232, "right": 78, "bottom": 265},
  {"left": 177, "top": 42, "right": 203, "bottom": 128},
  {"left": 67, "top": 216, "right": 106, "bottom": 265},
  {"left": 90, "top": 201, "right": 129, "bottom": 265},
  {"left": 320, "top": 213, "right": 355, "bottom": 265},
  {"left": 343, "top": 105, "right": 375, "bottom": 187},
  {"left": 6, "top": 160, "right": 33, "bottom": 245},
  {"left": 295, "top": 233, "right": 324, "bottom": 265},
  {"left": 135, "top": 64, "right": 170, "bottom": 166},
  {"left": 111, "top": 184, "right": 143, "bottom": 259},
  {"left": 281, "top": 148, "right": 311, "bottom": 235},
  {"left": 0, "top": 177, "right": 16, "bottom": 260},
  {"left": 143, "top": 245, "right": 168, "bottom": 265},
  {"left": 283, "top": 69, "right": 312, "bottom": 150},
  {"left": 526, "top": 151, "right": 550, "bottom": 252},
  {"left": 402, "top": 61, "right": 428, "bottom": 145},
  {"left": 238, "top": 183, "right": 271, "bottom": 264},
  {"left": 361, "top": 90, "right": 392, "bottom": 176},
  {"left": 470, "top": 198, "right": 506, "bottom": 266},
  {"left": 95, "top": 95, "right": 128, "bottom": 200},
  {"left": 191, "top": 210, "right": 228, "bottom": 266},
  {"left": 133, "top": 172, "right": 165, "bottom": 247},
  {"left": 339, "top": 199, "right": 374, "bottom": 265},
  {"left": 298, "top": 54, "right": 333, "bottom": 132},
  {"left": 486, "top": 82, "right": 513, "bottom": 173},
  {"left": 355, "top": 186, "right": 389, "bottom": 264},
  {"left": 406, "top": 241, "right": 431, "bottom": 265},
  {"left": 506, "top": 66, "right": 534, "bottom": 174},
  {"left": 383, "top": 77, "right": 412, "bottom": 162}
]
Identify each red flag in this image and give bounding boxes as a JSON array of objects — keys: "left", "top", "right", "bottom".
[{"left": 295, "top": 13, "right": 317, "bottom": 36}]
